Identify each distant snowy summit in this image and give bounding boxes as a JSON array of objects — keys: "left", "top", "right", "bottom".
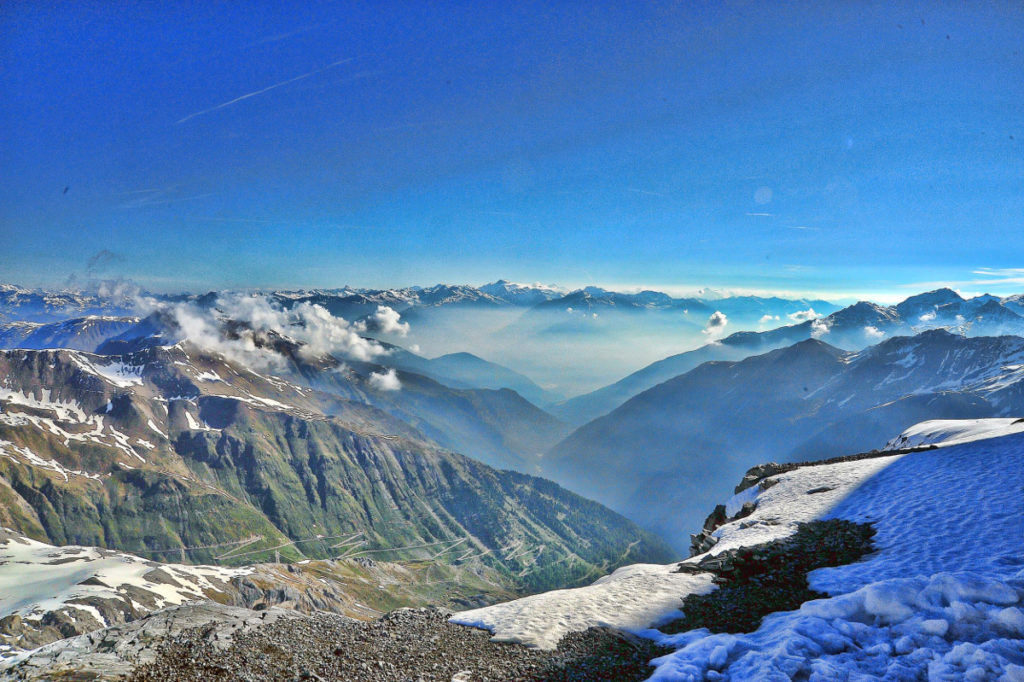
[
  {"left": 884, "top": 417, "right": 1024, "bottom": 450},
  {"left": 0, "top": 279, "right": 840, "bottom": 322}
]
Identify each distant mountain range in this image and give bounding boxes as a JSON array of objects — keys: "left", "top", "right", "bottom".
[
  {"left": 544, "top": 328, "right": 1024, "bottom": 550},
  {"left": 266, "top": 281, "right": 838, "bottom": 330},
  {"left": 553, "top": 288, "right": 1024, "bottom": 425},
  {"left": 0, "top": 284, "right": 138, "bottom": 323},
  {"left": 0, "top": 280, "right": 846, "bottom": 402},
  {"left": 0, "top": 316, "right": 140, "bottom": 352}
]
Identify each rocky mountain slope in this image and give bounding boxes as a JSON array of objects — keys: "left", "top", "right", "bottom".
[
  {"left": 545, "top": 329, "right": 1024, "bottom": 547},
  {"left": 4, "top": 310, "right": 571, "bottom": 474},
  {"left": 0, "top": 344, "right": 672, "bottom": 598},
  {"left": 0, "top": 526, "right": 522, "bottom": 661}
]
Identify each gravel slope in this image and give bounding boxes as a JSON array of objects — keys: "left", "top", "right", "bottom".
[{"left": 127, "top": 607, "right": 668, "bottom": 682}]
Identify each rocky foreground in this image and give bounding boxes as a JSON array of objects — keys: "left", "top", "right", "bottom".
[
  {"left": 3, "top": 603, "right": 666, "bottom": 681},
  {"left": 128, "top": 606, "right": 665, "bottom": 682}
]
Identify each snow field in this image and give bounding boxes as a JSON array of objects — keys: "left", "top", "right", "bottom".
[
  {"left": 453, "top": 565, "right": 714, "bottom": 650},
  {"left": 885, "top": 418, "right": 1024, "bottom": 451},
  {"left": 454, "top": 423, "right": 1024, "bottom": 680},
  {"left": 647, "top": 430, "right": 1024, "bottom": 679},
  {"left": 646, "top": 571, "right": 1024, "bottom": 681},
  {"left": 0, "top": 533, "right": 252, "bottom": 663}
]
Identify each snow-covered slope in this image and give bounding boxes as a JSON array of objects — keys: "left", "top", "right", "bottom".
[
  {"left": 884, "top": 417, "right": 1024, "bottom": 450},
  {"left": 453, "top": 454, "right": 901, "bottom": 648},
  {"left": 0, "top": 531, "right": 250, "bottom": 661},
  {"left": 457, "top": 426, "right": 1024, "bottom": 679},
  {"left": 0, "top": 316, "right": 139, "bottom": 353}
]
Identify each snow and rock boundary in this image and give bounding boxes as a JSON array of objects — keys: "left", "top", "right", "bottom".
[{"left": 453, "top": 423, "right": 1024, "bottom": 680}]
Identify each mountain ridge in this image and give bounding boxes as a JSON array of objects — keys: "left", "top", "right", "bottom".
[
  {"left": 553, "top": 288, "right": 1024, "bottom": 425},
  {"left": 0, "top": 344, "right": 673, "bottom": 596},
  {"left": 544, "top": 329, "right": 1024, "bottom": 548}
]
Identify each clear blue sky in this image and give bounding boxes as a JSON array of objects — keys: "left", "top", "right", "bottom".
[{"left": 1, "top": 1, "right": 1022, "bottom": 299}]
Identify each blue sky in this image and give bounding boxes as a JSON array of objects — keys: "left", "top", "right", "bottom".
[{"left": 1, "top": 1, "right": 1022, "bottom": 300}]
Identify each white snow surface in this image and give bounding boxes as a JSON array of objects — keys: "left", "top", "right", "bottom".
[
  {"left": 69, "top": 353, "right": 144, "bottom": 388},
  {"left": 453, "top": 564, "right": 714, "bottom": 650},
  {"left": 0, "top": 534, "right": 251, "bottom": 662},
  {"left": 455, "top": 427, "right": 1024, "bottom": 680},
  {"left": 648, "top": 431, "right": 1024, "bottom": 680},
  {"left": 884, "top": 417, "right": 1024, "bottom": 451}
]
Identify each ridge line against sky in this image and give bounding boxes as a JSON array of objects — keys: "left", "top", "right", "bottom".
[
  {"left": 1, "top": 2, "right": 1021, "bottom": 297},
  {"left": 1, "top": 276, "right": 1018, "bottom": 308}
]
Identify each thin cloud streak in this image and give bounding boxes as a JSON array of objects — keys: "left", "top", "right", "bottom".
[
  {"left": 249, "top": 24, "right": 322, "bottom": 47},
  {"left": 120, "top": 192, "right": 216, "bottom": 209},
  {"left": 628, "top": 188, "right": 666, "bottom": 197},
  {"left": 118, "top": 191, "right": 215, "bottom": 206},
  {"left": 746, "top": 212, "right": 775, "bottom": 217},
  {"left": 115, "top": 188, "right": 166, "bottom": 196},
  {"left": 902, "top": 276, "right": 1024, "bottom": 290},
  {"left": 176, "top": 57, "right": 356, "bottom": 124},
  {"left": 973, "top": 268, "right": 1024, "bottom": 277}
]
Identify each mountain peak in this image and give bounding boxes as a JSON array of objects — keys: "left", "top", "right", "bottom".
[{"left": 895, "top": 288, "right": 964, "bottom": 316}]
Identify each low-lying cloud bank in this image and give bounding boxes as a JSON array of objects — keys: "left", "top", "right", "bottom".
[{"left": 136, "top": 293, "right": 406, "bottom": 384}]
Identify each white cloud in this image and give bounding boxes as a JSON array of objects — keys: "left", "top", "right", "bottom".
[
  {"left": 703, "top": 311, "right": 728, "bottom": 337},
  {"left": 919, "top": 311, "right": 937, "bottom": 323},
  {"left": 972, "top": 267, "right": 1024, "bottom": 277},
  {"left": 139, "top": 293, "right": 389, "bottom": 371},
  {"left": 368, "top": 368, "right": 401, "bottom": 391},
  {"left": 759, "top": 314, "right": 780, "bottom": 324},
  {"left": 363, "top": 305, "right": 410, "bottom": 336},
  {"left": 788, "top": 308, "right": 821, "bottom": 323},
  {"left": 810, "top": 318, "right": 831, "bottom": 339},
  {"left": 864, "top": 325, "right": 885, "bottom": 340}
]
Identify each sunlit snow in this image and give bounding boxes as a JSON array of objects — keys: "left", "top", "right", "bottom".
[{"left": 455, "top": 426, "right": 1024, "bottom": 680}]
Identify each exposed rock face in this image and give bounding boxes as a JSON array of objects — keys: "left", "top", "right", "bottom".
[
  {"left": 689, "top": 504, "right": 727, "bottom": 556},
  {"left": 2, "top": 603, "right": 300, "bottom": 681},
  {"left": 669, "top": 519, "right": 876, "bottom": 634}
]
